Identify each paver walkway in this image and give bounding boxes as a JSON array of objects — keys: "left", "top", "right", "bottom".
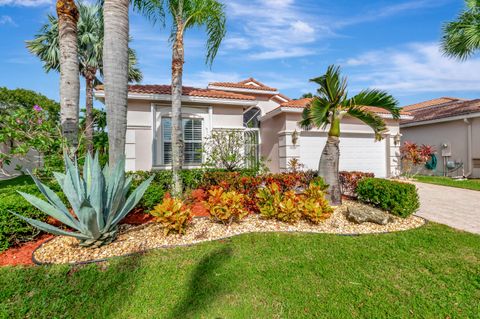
[{"left": 414, "top": 182, "right": 480, "bottom": 234}]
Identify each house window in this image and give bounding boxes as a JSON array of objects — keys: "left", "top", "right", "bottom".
[{"left": 162, "top": 118, "right": 203, "bottom": 165}]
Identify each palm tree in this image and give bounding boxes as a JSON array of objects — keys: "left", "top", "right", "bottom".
[
  {"left": 442, "top": 0, "right": 480, "bottom": 60},
  {"left": 28, "top": 2, "right": 143, "bottom": 154},
  {"left": 102, "top": 0, "right": 161, "bottom": 166},
  {"left": 164, "top": 0, "right": 226, "bottom": 196},
  {"left": 300, "top": 65, "right": 400, "bottom": 205},
  {"left": 56, "top": 0, "right": 80, "bottom": 150}
]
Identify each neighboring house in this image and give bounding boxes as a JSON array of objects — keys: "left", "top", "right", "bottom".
[
  {"left": 401, "top": 97, "right": 480, "bottom": 178},
  {"left": 95, "top": 78, "right": 410, "bottom": 177}
]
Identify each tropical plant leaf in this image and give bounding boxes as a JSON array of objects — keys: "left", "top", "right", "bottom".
[
  {"left": 11, "top": 212, "right": 89, "bottom": 240},
  {"left": 17, "top": 191, "right": 80, "bottom": 230},
  {"left": 108, "top": 176, "right": 153, "bottom": 229}
]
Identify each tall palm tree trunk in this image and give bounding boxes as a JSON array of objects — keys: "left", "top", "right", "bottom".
[
  {"left": 56, "top": 0, "right": 80, "bottom": 151},
  {"left": 319, "top": 136, "right": 341, "bottom": 206},
  {"left": 103, "top": 0, "right": 129, "bottom": 167},
  {"left": 84, "top": 69, "right": 95, "bottom": 154},
  {"left": 171, "top": 24, "right": 185, "bottom": 197},
  {"left": 319, "top": 117, "right": 342, "bottom": 206}
]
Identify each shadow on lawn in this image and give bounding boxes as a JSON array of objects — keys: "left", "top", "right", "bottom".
[{"left": 167, "top": 245, "right": 233, "bottom": 319}]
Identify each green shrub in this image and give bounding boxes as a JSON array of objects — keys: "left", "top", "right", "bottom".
[
  {"left": 0, "top": 193, "right": 48, "bottom": 252},
  {"left": 356, "top": 178, "right": 420, "bottom": 218}
]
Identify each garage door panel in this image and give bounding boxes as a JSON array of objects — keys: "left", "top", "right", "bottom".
[{"left": 300, "top": 135, "right": 387, "bottom": 177}]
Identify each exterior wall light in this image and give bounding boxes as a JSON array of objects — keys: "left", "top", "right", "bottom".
[
  {"left": 292, "top": 130, "right": 299, "bottom": 146},
  {"left": 394, "top": 133, "right": 402, "bottom": 146}
]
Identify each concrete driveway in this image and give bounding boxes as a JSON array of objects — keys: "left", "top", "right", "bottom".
[{"left": 414, "top": 182, "right": 480, "bottom": 234}]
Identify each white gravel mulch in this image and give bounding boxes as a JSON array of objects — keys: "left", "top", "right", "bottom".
[{"left": 33, "top": 200, "right": 426, "bottom": 265}]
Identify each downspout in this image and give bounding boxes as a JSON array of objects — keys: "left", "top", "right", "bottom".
[{"left": 464, "top": 118, "right": 473, "bottom": 178}]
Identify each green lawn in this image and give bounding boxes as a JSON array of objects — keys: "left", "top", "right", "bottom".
[
  {"left": 415, "top": 175, "right": 480, "bottom": 191},
  {"left": 1, "top": 223, "right": 479, "bottom": 318}
]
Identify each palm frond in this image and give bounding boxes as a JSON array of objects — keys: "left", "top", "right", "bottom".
[
  {"left": 441, "top": 1, "right": 480, "bottom": 60},
  {"left": 344, "top": 89, "right": 400, "bottom": 119},
  {"left": 28, "top": 2, "right": 142, "bottom": 83},
  {"left": 309, "top": 65, "right": 347, "bottom": 105},
  {"left": 347, "top": 107, "right": 388, "bottom": 141},
  {"left": 182, "top": 0, "right": 227, "bottom": 66}
]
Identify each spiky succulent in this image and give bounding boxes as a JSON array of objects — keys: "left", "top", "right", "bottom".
[{"left": 12, "top": 153, "right": 153, "bottom": 248}]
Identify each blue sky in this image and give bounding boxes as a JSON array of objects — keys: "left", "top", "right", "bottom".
[{"left": 0, "top": 0, "right": 479, "bottom": 107}]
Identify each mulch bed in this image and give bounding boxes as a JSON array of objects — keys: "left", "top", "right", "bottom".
[
  {"left": 0, "top": 207, "right": 209, "bottom": 267},
  {"left": 0, "top": 234, "right": 53, "bottom": 267}
]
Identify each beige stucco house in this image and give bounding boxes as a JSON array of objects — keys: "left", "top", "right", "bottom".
[
  {"left": 401, "top": 97, "right": 480, "bottom": 178},
  {"left": 95, "top": 78, "right": 410, "bottom": 177}
]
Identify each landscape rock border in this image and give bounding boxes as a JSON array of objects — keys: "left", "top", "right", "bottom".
[{"left": 32, "top": 201, "right": 427, "bottom": 266}]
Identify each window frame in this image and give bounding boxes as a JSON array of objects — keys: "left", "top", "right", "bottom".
[{"left": 161, "top": 116, "right": 204, "bottom": 166}]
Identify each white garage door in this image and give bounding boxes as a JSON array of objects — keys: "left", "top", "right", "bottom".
[{"left": 300, "top": 134, "right": 387, "bottom": 177}]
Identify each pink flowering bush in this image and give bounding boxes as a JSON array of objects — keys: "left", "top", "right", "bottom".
[{"left": 0, "top": 104, "right": 61, "bottom": 176}]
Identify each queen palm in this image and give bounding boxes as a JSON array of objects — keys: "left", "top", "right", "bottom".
[
  {"left": 56, "top": 0, "right": 80, "bottom": 150},
  {"left": 163, "top": 0, "right": 226, "bottom": 196},
  {"left": 102, "top": 0, "right": 161, "bottom": 166},
  {"left": 300, "top": 65, "right": 400, "bottom": 205},
  {"left": 442, "top": 0, "right": 480, "bottom": 60},
  {"left": 27, "top": 2, "right": 143, "bottom": 154}
]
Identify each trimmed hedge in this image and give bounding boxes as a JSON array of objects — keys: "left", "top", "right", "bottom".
[
  {"left": 356, "top": 178, "right": 420, "bottom": 218},
  {"left": 0, "top": 180, "right": 52, "bottom": 252}
]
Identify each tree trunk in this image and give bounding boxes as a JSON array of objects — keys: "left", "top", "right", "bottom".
[
  {"left": 171, "top": 24, "right": 185, "bottom": 197},
  {"left": 84, "top": 70, "right": 95, "bottom": 154},
  {"left": 103, "top": 0, "right": 129, "bottom": 167},
  {"left": 56, "top": 0, "right": 80, "bottom": 152},
  {"left": 319, "top": 135, "right": 342, "bottom": 206}
]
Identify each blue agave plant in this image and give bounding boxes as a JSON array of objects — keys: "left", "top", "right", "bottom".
[{"left": 12, "top": 153, "right": 153, "bottom": 248}]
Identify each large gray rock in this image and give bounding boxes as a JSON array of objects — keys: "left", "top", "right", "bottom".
[{"left": 346, "top": 205, "right": 393, "bottom": 225}]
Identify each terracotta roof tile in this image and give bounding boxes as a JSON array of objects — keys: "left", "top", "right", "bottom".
[
  {"left": 402, "top": 99, "right": 480, "bottom": 124},
  {"left": 209, "top": 78, "right": 277, "bottom": 91},
  {"left": 95, "top": 84, "right": 256, "bottom": 101},
  {"left": 277, "top": 98, "right": 409, "bottom": 115},
  {"left": 402, "top": 97, "right": 465, "bottom": 111}
]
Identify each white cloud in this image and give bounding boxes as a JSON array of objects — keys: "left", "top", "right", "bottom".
[
  {"left": 0, "top": 15, "right": 16, "bottom": 26},
  {"left": 225, "top": 0, "right": 323, "bottom": 59},
  {"left": 0, "top": 0, "right": 51, "bottom": 6},
  {"left": 249, "top": 48, "right": 315, "bottom": 60},
  {"left": 344, "top": 42, "right": 480, "bottom": 93}
]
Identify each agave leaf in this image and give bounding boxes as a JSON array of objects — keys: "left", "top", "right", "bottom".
[
  {"left": 11, "top": 212, "right": 89, "bottom": 240},
  {"left": 83, "top": 152, "right": 93, "bottom": 194},
  {"left": 89, "top": 153, "right": 105, "bottom": 230},
  {"left": 64, "top": 154, "right": 85, "bottom": 203},
  {"left": 124, "top": 176, "right": 133, "bottom": 195},
  {"left": 28, "top": 173, "right": 71, "bottom": 216},
  {"left": 77, "top": 201, "right": 101, "bottom": 240},
  {"left": 53, "top": 172, "right": 66, "bottom": 187},
  {"left": 108, "top": 176, "right": 153, "bottom": 229},
  {"left": 61, "top": 169, "right": 82, "bottom": 217},
  {"left": 18, "top": 191, "right": 80, "bottom": 230},
  {"left": 105, "top": 157, "right": 126, "bottom": 218}
]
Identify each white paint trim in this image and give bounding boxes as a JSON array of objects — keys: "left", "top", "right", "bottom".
[
  {"left": 400, "top": 112, "right": 480, "bottom": 127},
  {"left": 260, "top": 107, "right": 412, "bottom": 122},
  {"left": 126, "top": 125, "right": 152, "bottom": 130},
  {"left": 94, "top": 91, "right": 257, "bottom": 106},
  {"left": 207, "top": 85, "right": 279, "bottom": 95},
  {"left": 151, "top": 103, "right": 157, "bottom": 167}
]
